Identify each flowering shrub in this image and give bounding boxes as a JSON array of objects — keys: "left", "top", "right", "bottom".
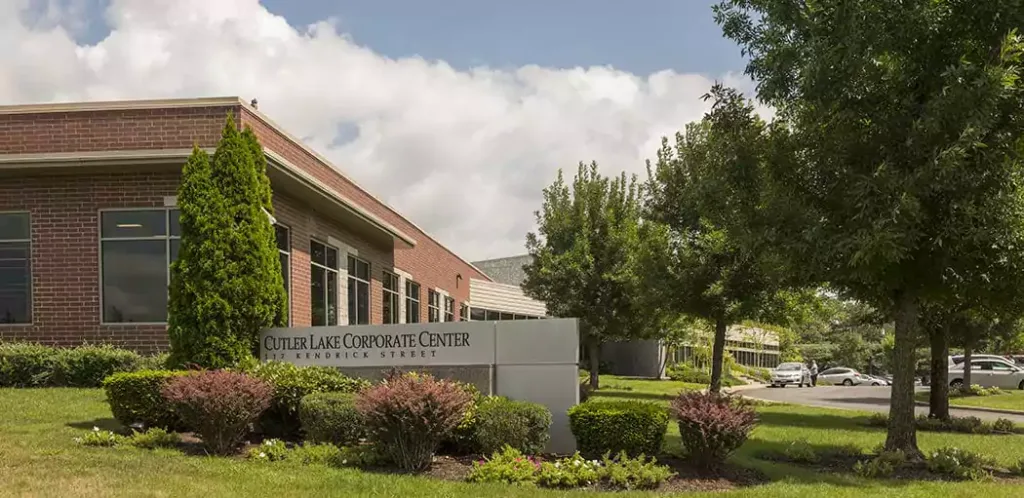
[
  {"left": 465, "top": 446, "right": 539, "bottom": 485},
  {"left": 993, "top": 418, "right": 1017, "bottom": 434},
  {"left": 474, "top": 396, "right": 552, "bottom": 455},
  {"left": 75, "top": 427, "right": 125, "bottom": 447},
  {"left": 162, "top": 370, "right": 273, "bottom": 455},
  {"left": 127, "top": 427, "right": 181, "bottom": 449},
  {"left": 247, "top": 438, "right": 290, "bottom": 462},
  {"left": 356, "top": 372, "right": 472, "bottom": 471},
  {"left": 248, "top": 361, "right": 369, "bottom": 438},
  {"left": 536, "top": 453, "right": 601, "bottom": 488},
  {"left": 954, "top": 385, "right": 1005, "bottom": 397},
  {"left": 568, "top": 400, "right": 668, "bottom": 458},
  {"left": 926, "top": 447, "right": 993, "bottom": 481},
  {"left": 299, "top": 392, "right": 364, "bottom": 446},
  {"left": 671, "top": 391, "right": 756, "bottom": 469},
  {"left": 598, "top": 451, "right": 675, "bottom": 491}
]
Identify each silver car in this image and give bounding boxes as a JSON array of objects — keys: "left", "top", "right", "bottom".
[
  {"left": 770, "top": 362, "right": 812, "bottom": 388},
  {"left": 818, "top": 367, "right": 865, "bottom": 386},
  {"left": 948, "top": 358, "right": 1024, "bottom": 390}
]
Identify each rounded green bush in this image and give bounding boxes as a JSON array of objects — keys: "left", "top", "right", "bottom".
[
  {"left": 475, "top": 396, "right": 552, "bottom": 455},
  {"left": 249, "top": 361, "right": 370, "bottom": 437},
  {"left": 103, "top": 370, "right": 190, "bottom": 429},
  {"left": 567, "top": 400, "right": 668, "bottom": 458},
  {"left": 52, "top": 345, "right": 142, "bottom": 387},
  {"left": 299, "top": 392, "right": 364, "bottom": 446}
]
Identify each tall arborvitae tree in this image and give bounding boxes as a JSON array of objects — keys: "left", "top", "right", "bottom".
[
  {"left": 242, "top": 126, "right": 288, "bottom": 328},
  {"left": 168, "top": 114, "right": 287, "bottom": 368}
]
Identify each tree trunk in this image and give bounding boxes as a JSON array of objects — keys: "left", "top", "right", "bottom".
[
  {"left": 588, "top": 339, "right": 600, "bottom": 390},
  {"left": 884, "top": 292, "right": 923, "bottom": 459},
  {"left": 962, "top": 345, "right": 973, "bottom": 391},
  {"left": 928, "top": 322, "right": 949, "bottom": 420},
  {"left": 709, "top": 317, "right": 727, "bottom": 393}
]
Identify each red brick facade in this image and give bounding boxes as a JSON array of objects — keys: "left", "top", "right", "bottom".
[{"left": 0, "top": 98, "right": 488, "bottom": 352}]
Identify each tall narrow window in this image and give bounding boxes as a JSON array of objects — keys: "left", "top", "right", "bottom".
[
  {"left": 310, "top": 240, "right": 339, "bottom": 326},
  {"left": 405, "top": 280, "right": 421, "bottom": 323},
  {"left": 274, "top": 224, "right": 290, "bottom": 324},
  {"left": 100, "top": 209, "right": 180, "bottom": 323},
  {"left": 0, "top": 213, "right": 31, "bottom": 324},
  {"left": 459, "top": 303, "right": 469, "bottom": 321},
  {"left": 427, "top": 290, "right": 440, "bottom": 323},
  {"left": 382, "top": 271, "right": 400, "bottom": 324},
  {"left": 444, "top": 296, "right": 455, "bottom": 322},
  {"left": 347, "top": 255, "right": 370, "bottom": 325}
]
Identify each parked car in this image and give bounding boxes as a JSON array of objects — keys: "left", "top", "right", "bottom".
[
  {"left": 948, "top": 358, "right": 1024, "bottom": 390},
  {"left": 818, "top": 367, "right": 865, "bottom": 386},
  {"left": 950, "top": 354, "right": 1011, "bottom": 365},
  {"left": 864, "top": 375, "right": 890, "bottom": 386},
  {"left": 770, "top": 362, "right": 812, "bottom": 388}
]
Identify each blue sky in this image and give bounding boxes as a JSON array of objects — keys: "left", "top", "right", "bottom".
[{"left": 72, "top": 0, "right": 747, "bottom": 76}]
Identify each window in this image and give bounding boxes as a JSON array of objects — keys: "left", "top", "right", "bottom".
[
  {"left": 444, "top": 296, "right": 455, "bottom": 322},
  {"left": 347, "top": 255, "right": 370, "bottom": 325},
  {"left": 0, "top": 213, "right": 31, "bottom": 324},
  {"left": 459, "top": 303, "right": 469, "bottom": 321},
  {"left": 274, "top": 224, "right": 290, "bottom": 323},
  {"left": 310, "top": 240, "right": 339, "bottom": 326},
  {"left": 428, "top": 290, "right": 440, "bottom": 323},
  {"left": 382, "top": 271, "right": 400, "bottom": 324},
  {"left": 405, "top": 281, "right": 421, "bottom": 323},
  {"left": 100, "top": 209, "right": 180, "bottom": 323}
]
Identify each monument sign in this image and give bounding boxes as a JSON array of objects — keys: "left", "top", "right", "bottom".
[{"left": 261, "top": 318, "right": 580, "bottom": 453}]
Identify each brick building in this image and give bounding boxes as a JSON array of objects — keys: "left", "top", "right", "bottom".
[{"left": 0, "top": 97, "right": 541, "bottom": 353}]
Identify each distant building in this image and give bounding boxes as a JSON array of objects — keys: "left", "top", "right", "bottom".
[{"left": 468, "top": 255, "right": 546, "bottom": 320}]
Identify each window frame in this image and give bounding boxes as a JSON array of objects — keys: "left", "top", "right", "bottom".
[
  {"left": 382, "top": 270, "right": 400, "bottom": 324},
  {"left": 309, "top": 238, "right": 340, "bottom": 326},
  {"left": 98, "top": 207, "right": 180, "bottom": 325},
  {"left": 427, "top": 289, "right": 440, "bottom": 323},
  {"left": 405, "top": 280, "right": 421, "bottom": 323},
  {"left": 444, "top": 296, "right": 455, "bottom": 322},
  {"left": 347, "top": 254, "right": 371, "bottom": 325},
  {"left": 274, "top": 223, "right": 292, "bottom": 326},
  {"left": 0, "top": 211, "right": 32, "bottom": 326}
]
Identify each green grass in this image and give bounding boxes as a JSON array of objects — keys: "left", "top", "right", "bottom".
[
  {"left": 915, "top": 390, "right": 1024, "bottom": 412},
  {"left": 3, "top": 386, "right": 1024, "bottom": 497},
  {"left": 591, "top": 374, "right": 705, "bottom": 403}
]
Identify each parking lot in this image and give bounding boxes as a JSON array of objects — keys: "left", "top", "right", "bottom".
[{"left": 744, "top": 384, "right": 1024, "bottom": 423}]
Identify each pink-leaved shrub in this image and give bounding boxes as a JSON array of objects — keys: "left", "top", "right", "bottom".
[
  {"left": 670, "top": 390, "right": 757, "bottom": 469},
  {"left": 162, "top": 370, "right": 272, "bottom": 455},
  {"left": 356, "top": 371, "right": 473, "bottom": 470}
]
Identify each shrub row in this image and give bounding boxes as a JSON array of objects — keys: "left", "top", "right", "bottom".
[
  {"left": 664, "top": 363, "right": 743, "bottom": 387},
  {"left": 0, "top": 343, "right": 165, "bottom": 388},
  {"left": 866, "top": 413, "right": 1020, "bottom": 435},
  {"left": 466, "top": 447, "right": 674, "bottom": 491}
]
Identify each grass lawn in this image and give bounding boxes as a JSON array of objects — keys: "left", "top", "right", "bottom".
[
  {"left": 915, "top": 390, "right": 1024, "bottom": 412},
  {"left": 591, "top": 374, "right": 705, "bottom": 402},
  {"left": 4, "top": 386, "right": 1024, "bottom": 497}
]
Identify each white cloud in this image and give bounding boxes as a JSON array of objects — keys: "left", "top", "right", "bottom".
[{"left": 0, "top": 0, "right": 757, "bottom": 260}]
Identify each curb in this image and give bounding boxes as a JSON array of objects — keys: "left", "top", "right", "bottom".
[{"left": 913, "top": 401, "right": 1024, "bottom": 417}]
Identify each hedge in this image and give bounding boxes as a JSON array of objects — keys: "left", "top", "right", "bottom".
[
  {"left": 0, "top": 343, "right": 158, "bottom": 388},
  {"left": 299, "top": 392, "right": 364, "bottom": 446},
  {"left": 103, "top": 370, "right": 190, "bottom": 429},
  {"left": 474, "top": 396, "right": 552, "bottom": 455},
  {"left": 567, "top": 400, "right": 668, "bottom": 458},
  {"left": 248, "top": 361, "right": 369, "bottom": 437}
]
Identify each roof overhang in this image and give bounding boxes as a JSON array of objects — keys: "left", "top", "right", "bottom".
[{"left": 0, "top": 148, "right": 416, "bottom": 249}]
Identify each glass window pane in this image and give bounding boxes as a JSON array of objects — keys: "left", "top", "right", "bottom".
[
  {"left": 383, "top": 272, "right": 397, "bottom": 291},
  {"left": 310, "top": 241, "right": 326, "bottom": 266},
  {"left": 279, "top": 253, "right": 289, "bottom": 292},
  {"left": 170, "top": 239, "right": 180, "bottom": 263},
  {"left": 274, "top": 225, "right": 289, "bottom": 253},
  {"left": 471, "top": 308, "right": 486, "bottom": 321},
  {"left": 0, "top": 213, "right": 30, "bottom": 241},
  {"left": 383, "top": 290, "right": 395, "bottom": 324},
  {"left": 102, "top": 240, "right": 168, "bottom": 322},
  {"left": 311, "top": 266, "right": 326, "bottom": 326},
  {"left": 484, "top": 310, "right": 499, "bottom": 321},
  {"left": 499, "top": 312, "right": 513, "bottom": 321},
  {"left": 0, "top": 241, "right": 31, "bottom": 324},
  {"left": 347, "top": 277, "right": 357, "bottom": 325},
  {"left": 101, "top": 211, "right": 167, "bottom": 238},
  {"left": 407, "top": 300, "right": 420, "bottom": 324},
  {"left": 169, "top": 209, "right": 181, "bottom": 237},
  {"left": 327, "top": 270, "right": 338, "bottom": 326},
  {"left": 357, "top": 281, "right": 369, "bottom": 325},
  {"left": 326, "top": 247, "right": 338, "bottom": 270}
]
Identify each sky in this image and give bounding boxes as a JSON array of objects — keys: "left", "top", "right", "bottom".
[{"left": 3, "top": 0, "right": 755, "bottom": 261}]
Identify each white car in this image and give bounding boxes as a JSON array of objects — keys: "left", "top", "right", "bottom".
[
  {"left": 770, "top": 362, "right": 812, "bottom": 388},
  {"left": 948, "top": 358, "right": 1024, "bottom": 390},
  {"left": 818, "top": 367, "right": 866, "bottom": 386}
]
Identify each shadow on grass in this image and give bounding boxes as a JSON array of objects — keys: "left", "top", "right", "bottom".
[
  {"left": 591, "top": 391, "right": 676, "bottom": 402},
  {"left": 66, "top": 418, "right": 123, "bottom": 432},
  {"left": 756, "top": 410, "right": 885, "bottom": 433}
]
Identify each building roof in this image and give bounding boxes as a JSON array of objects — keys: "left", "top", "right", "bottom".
[{"left": 471, "top": 254, "right": 532, "bottom": 287}]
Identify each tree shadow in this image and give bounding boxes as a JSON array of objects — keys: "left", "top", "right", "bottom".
[
  {"left": 820, "top": 396, "right": 891, "bottom": 407},
  {"left": 756, "top": 410, "right": 885, "bottom": 433},
  {"left": 591, "top": 391, "right": 675, "bottom": 402},
  {"left": 66, "top": 418, "right": 124, "bottom": 433}
]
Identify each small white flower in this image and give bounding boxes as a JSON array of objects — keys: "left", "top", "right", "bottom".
[
  {"left": 93, "top": 426, "right": 100, "bottom": 432},
  {"left": 259, "top": 452, "right": 266, "bottom": 458},
  {"left": 73, "top": 437, "right": 82, "bottom": 443},
  {"left": 554, "top": 462, "right": 561, "bottom": 468},
  {"left": 342, "top": 459, "right": 348, "bottom": 465}
]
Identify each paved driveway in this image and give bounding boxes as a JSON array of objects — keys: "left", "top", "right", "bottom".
[{"left": 744, "top": 385, "right": 1024, "bottom": 423}]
